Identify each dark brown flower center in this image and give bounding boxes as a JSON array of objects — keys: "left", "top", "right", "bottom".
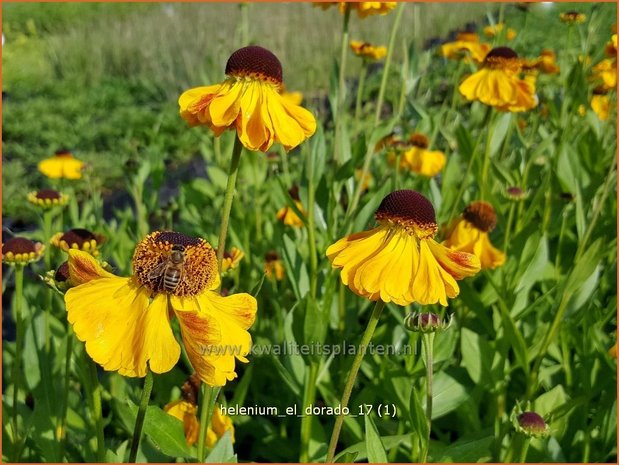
[
  {"left": 35, "top": 189, "right": 62, "bottom": 200},
  {"left": 55, "top": 262, "right": 70, "bottom": 282},
  {"left": 463, "top": 201, "right": 497, "bottom": 232},
  {"left": 517, "top": 412, "right": 547, "bottom": 434},
  {"left": 132, "top": 230, "right": 217, "bottom": 297},
  {"left": 181, "top": 373, "right": 201, "bottom": 405},
  {"left": 486, "top": 46, "right": 518, "bottom": 60},
  {"left": 54, "top": 149, "right": 73, "bottom": 158},
  {"left": 3, "top": 237, "right": 37, "bottom": 255},
  {"left": 266, "top": 250, "right": 279, "bottom": 262},
  {"left": 409, "top": 133, "right": 429, "bottom": 149},
  {"left": 61, "top": 229, "right": 98, "bottom": 247},
  {"left": 375, "top": 190, "right": 438, "bottom": 239},
  {"left": 225, "top": 46, "right": 283, "bottom": 84}
]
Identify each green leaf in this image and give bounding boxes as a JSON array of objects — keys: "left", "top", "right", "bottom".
[
  {"left": 489, "top": 112, "right": 512, "bottom": 157},
  {"left": 564, "top": 238, "right": 604, "bottom": 294},
  {"left": 364, "top": 414, "right": 388, "bottom": 463},
  {"left": 437, "top": 432, "right": 494, "bottom": 462},
  {"left": 127, "top": 401, "right": 192, "bottom": 459},
  {"left": 205, "top": 430, "right": 236, "bottom": 463},
  {"left": 335, "top": 451, "right": 359, "bottom": 463},
  {"left": 431, "top": 370, "right": 469, "bottom": 419},
  {"left": 281, "top": 234, "right": 309, "bottom": 300},
  {"left": 333, "top": 434, "right": 411, "bottom": 462},
  {"left": 515, "top": 233, "right": 548, "bottom": 293},
  {"left": 460, "top": 327, "right": 493, "bottom": 385}
]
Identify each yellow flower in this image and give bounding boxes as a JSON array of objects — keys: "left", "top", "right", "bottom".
[
  {"left": 559, "top": 11, "right": 586, "bottom": 24},
  {"left": 315, "top": 2, "right": 396, "bottom": 18},
  {"left": 344, "top": 2, "right": 397, "bottom": 18},
  {"left": 164, "top": 374, "right": 235, "bottom": 447},
  {"left": 165, "top": 400, "right": 200, "bottom": 446},
  {"left": 326, "top": 190, "right": 480, "bottom": 306},
  {"left": 605, "top": 34, "right": 617, "bottom": 57},
  {"left": 440, "top": 33, "right": 490, "bottom": 64},
  {"left": 578, "top": 104, "right": 587, "bottom": 117},
  {"left": 443, "top": 201, "right": 506, "bottom": 270},
  {"left": 220, "top": 247, "right": 245, "bottom": 273},
  {"left": 591, "top": 58, "right": 617, "bottom": 90},
  {"left": 459, "top": 47, "right": 538, "bottom": 112},
  {"left": 591, "top": 90, "right": 612, "bottom": 121},
  {"left": 2, "top": 237, "right": 45, "bottom": 266},
  {"left": 27, "top": 189, "right": 70, "bottom": 209},
  {"left": 483, "top": 23, "right": 517, "bottom": 41},
  {"left": 350, "top": 40, "right": 387, "bottom": 60},
  {"left": 37, "top": 149, "right": 84, "bottom": 180},
  {"left": 51, "top": 228, "right": 106, "bottom": 257},
  {"left": 64, "top": 231, "right": 257, "bottom": 386},
  {"left": 276, "top": 186, "right": 305, "bottom": 227},
  {"left": 265, "top": 251, "right": 285, "bottom": 281},
  {"left": 179, "top": 46, "right": 316, "bottom": 152},
  {"left": 276, "top": 201, "right": 305, "bottom": 227},
  {"left": 206, "top": 408, "right": 235, "bottom": 448},
  {"left": 388, "top": 133, "right": 446, "bottom": 177},
  {"left": 355, "top": 168, "right": 373, "bottom": 192},
  {"left": 523, "top": 49, "right": 560, "bottom": 75}
]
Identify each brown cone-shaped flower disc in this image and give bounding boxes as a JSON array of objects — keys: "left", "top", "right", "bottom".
[
  {"left": 35, "top": 189, "right": 62, "bottom": 200},
  {"left": 55, "top": 261, "right": 70, "bottom": 282},
  {"left": 225, "top": 46, "right": 283, "bottom": 84},
  {"left": 3, "top": 237, "right": 38, "bottom": 255},
  {"left": 463, "top": 201, "right": 498, "bottom": 232},
  {"left": 462, "top": 200, "right": 497, "bottom": 232},
  {"left": 61, "top": 229, "right": 101, "bottom": 247},
  {"left": 409, "top": 133, "right": 430, "bottom": 149},
  {"left": 517, "top": 411, "right": 548, "bottom": 436},
  {"left": 376, "top": 190, "right": 438, "bottom": 239},
  {"left": 181, "top": 373, "right": 201, "bottom": 405},
  {"left": 132, "top": 231, "right": 218, "bottom": 297},
  {"left": 486, "top": 46, "right": 518, "bottom": 60}
]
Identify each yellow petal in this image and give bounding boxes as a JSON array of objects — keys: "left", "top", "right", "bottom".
[
  {"left": 67, "top": 249, "right": 116, "bottom": 285},
  {"left": 175, "top": 291, "right": 256, "bottom": 387},
  {"left": 65, "top": 277, "right": 180, "bottom": 377},
  {"left": 209, "top": 80, "right": 245, "bottom": 128},
  {"left": 164, "top": 400, "right": 200, "bottom": 446}
]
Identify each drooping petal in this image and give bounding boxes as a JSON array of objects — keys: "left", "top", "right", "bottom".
[
  {"left": 175, "top": 291, "right": 256, "bottom": 387},
  {"left": 441, "top": 218, "right": 502, "bottom": 270},
  {"left": 164, "top": 400, "right": 200, "bottom": 446},
  {"left": 209, "top": 80, "right": 245, "bottom": 128},
  {"left": 65, "top": 277, "right": 181, "bottom": 377}
]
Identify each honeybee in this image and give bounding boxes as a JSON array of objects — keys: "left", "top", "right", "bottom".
[{"left": 147, "top": 245, "right": 186, "bottom": 293}]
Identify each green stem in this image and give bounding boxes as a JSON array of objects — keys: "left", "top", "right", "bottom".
[
  {"left": 333, "top": 7, "right": 351, "bottom": 165},
  {"left": 88, "top": 359, "right": 105, "bottom": 462},
  {"left": 502, "top": 202, "right": 516, "bottom": 253},
  {"left": 43, "top": 209, "right": 54, "bottom": 352},
  {"left": 325, "top": 300, "right": 385, "bottom": 462},
  {"left": 449, "top": 60, "right": 466, "bottom": 113},
  {"left": 515, "top": 434, "right": 531, "bottom": 463},
  {"left": 354, "top": 62, "right": 368, "bottom": 122},
  {"left": 128, "top": 369, "right": 154, "bottom": 463},
  {"left": 197, "top": 384, "right": 220, "bottom": 461},
  {"left": 216, "top": 136, "right": 244, "bottom": 272},
  {"left": 480, "top": 111, "right": 498, "bottom": 200},
  {"left": 300, "top": 361, "right": 319, "bottom": 462},
  {"left": 420, "top": 332, "right": 435, "bottom": 463},
  {"left": 447, "top": 107, "right": 490, "bottom": 222},
  {"left": 306, "top": 145, "right": 318, "bottom": 299},
  {"left": 57, "top": 331, "right": 74, "bottom": 461},
  {"left": 374, "top": 2, "right": 405, "bottom": 126},
  {"left": 12, "top": 264, "right": 25, "bottom": 459}
]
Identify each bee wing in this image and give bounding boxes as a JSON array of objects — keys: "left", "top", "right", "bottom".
[{"left": 147, "top": 260, "right": 168, "bottom": 281}]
